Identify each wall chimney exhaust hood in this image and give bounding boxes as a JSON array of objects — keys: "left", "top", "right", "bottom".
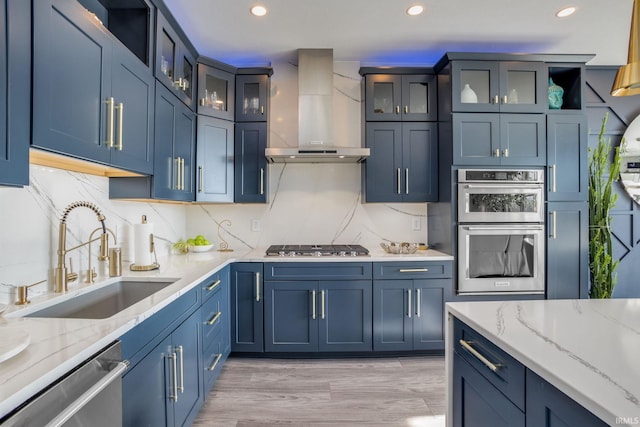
[{"left": 265, "top": 49, "right": 370, "bottom": 163}]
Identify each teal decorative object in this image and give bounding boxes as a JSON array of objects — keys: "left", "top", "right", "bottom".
[{"left": 548, "top": 78, "right": 564, "bottom": 109}]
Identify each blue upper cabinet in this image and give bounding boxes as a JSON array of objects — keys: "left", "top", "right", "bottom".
[
  {"left": 197, "top": 62, "right": 235, "bottom": 121},
  {"left": 235, "top": 73, "right": 270, "bottom": 122},
  {"left": 196, "top": 116, "right": 234, "bottom": 202},
  {"left": 32, "top": 0, "right": 155, "bottom": 175},
  {"left": 364, "top": 73, "right": 437, "bottom": 122},
  {"left": 234, "top": 122, "right": 268, "bottom": 203},
  {"left": 450, "top": 60, "right": 547, "bottom": 114},
  {"left": 0, "top": 0, "right": 30, "bottom": 187},
  {"left": 155, "top": 9, "right": 196, "bottom": 111}
]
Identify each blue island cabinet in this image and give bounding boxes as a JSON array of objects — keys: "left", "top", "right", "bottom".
[
  {"left": 452, "top": 318, "right": 608, "bottom": 427},
  {"left": 263, "top": 262, "right": 373, "bottom": 353}
]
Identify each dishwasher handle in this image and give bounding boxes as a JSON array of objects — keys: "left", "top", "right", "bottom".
[{"left": 45, "top": 360, "right": 129, "bottom": 427}]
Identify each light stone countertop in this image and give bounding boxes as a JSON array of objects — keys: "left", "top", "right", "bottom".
[
  {"left": 0, "top": 246, "right": 452, "bottom": 419},
  {"left": 446, "top": 299, "right": 640, "bottom": 425}
]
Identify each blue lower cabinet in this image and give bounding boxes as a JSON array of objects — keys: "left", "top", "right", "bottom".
[
  {"left": 123, "top": 309, "right": 202, "bottom": 427},
  {"left": 452, "top": 351, "right": 525, "bottom": 427},
  {"left": 264, "top": 279, "right": 373, "bottom": 353},
  {"left": 231, "top": 263, "right": 264, "bottom": 352},
  {"left": 526, "top": 370, "right": 607, "bottom": 427},
  {"left": 373, "top": 278, "right": 449, "bottom": 351}
]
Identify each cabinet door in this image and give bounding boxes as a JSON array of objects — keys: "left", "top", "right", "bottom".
[
  {"left": 236, "top": 74, "right": 269, "bottom": 122},
  {"left": 413, "top": 279, "right": 449, "bottom": 350},
  {"left": 234, "top": 122, "right": 268, "bottom": 203},
  {"left": 170, "top": 311, "right": 202, "bottom": 427},
  {"left": 499, "top": 114, "right": 545, "bottom": 166},
  {"left": 401, "top": 74, "right": 437, "bottom": 121},
  {"left": 197, "top": 63, "right": 235, "bottom": 120},
  {"left": 364, "top": 122, "right": 403, "bottom": 202},
  {"left": 452, "top": 351, "right": 525, "bottom": 427},
  {"left": 364, "top": 74, "right": 402, "bottom": 121},
  {"left": 318, "top": 280, "right": 372, "bottom": 352},
  {"left": 452, "top": 113, "right": 500, "bottom": 166},
  {"left": 546, "top": 202, "right": 589, "bottom": 299},
  {"left": 498, "top": 62, "right": 546, "bottom": 113},
  {"left": 264, "top": 281, "right": 318, "bottom": 352},
  {"left": 0, "top": 0, "right": 29, "bottom": 186},
  {"left": 32, "top": 0, "right": 112, "bottom": 164},
  {"left": 526, "top": 370, "right": 607, "bottom": 427},
  {"left": 176, "top": 45, "right": 196, "bottom": 110},
  {"left": 196, "top": 116, "right": 234, "bottom": 202},
  {"left": 230, "top": 263, "right": 264, "bottom": 352},
  {"left": 153, "top": 83, "right": 195, "bottom": 201},
  {"left": 122, "top": 335, "right": 171, "bottom": 427},
  {"left": 402, "top": 122, "right": 438, "bottom": 202},
  {"left": 451, "top": 61, "right": 500, "bottom": 113},
  {"left": 546, "top": 114, "right": 588, "bottom": 202},
  {"left": 110, "top": 47, "right": 154, "bottom": 174},
  {"left": 373, "top": 280, "right": 413, "bottom": 351}
]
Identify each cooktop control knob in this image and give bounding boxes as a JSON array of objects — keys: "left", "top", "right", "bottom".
[
  {"left": 339, "top": 251, "right": 347, "bottom": 257},
  {"left": 289, "top": 251, "right": 297, "bottom": 257},
  {"left": 278, "top": 251, "right": 286, "bottom": 256},
  {"left": 313, "top": 251, "right": 322, "bottom": 257}
]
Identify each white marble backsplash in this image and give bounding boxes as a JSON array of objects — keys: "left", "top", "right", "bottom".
[{"left": 0, "top": 58, "right": 428, "bottom": 304}]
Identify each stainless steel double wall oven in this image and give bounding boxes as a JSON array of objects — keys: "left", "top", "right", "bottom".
[{"left": 457, "top": 169, "right": 545, "bottom": 295}]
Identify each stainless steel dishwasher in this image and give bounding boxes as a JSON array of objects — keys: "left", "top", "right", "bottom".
[{"left": 1, "top": 341, "right": 128, "bottom": 427}]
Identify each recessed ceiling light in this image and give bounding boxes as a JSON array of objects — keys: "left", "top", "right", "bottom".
[
  {"left": 250, "top": 5, "right": 267, "bottom": 17},
  {"left": 407, "top": 5, "right": 424, "bottom": 16},
  {"left": 556, "top": 6, "right": 576, "bottom": 18}
]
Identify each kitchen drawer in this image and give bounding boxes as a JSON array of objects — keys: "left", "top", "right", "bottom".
[
  {"left": 264, "top": 262, "right": 373, "bottom": 280},
  {"left": 200, "top": 267, "right": 228, "bottom": 302},
  {"left": 373, "top": 261, "right": 452, "bottom": 279},
  {"left": 203, "top": 334, "right": 228, "bottom": 393},
  {"left": 453, "top": 318, "right": 525, "bottom": 411},
  {"left": 201, "top": 288, "right": 227, "bottom": 347},
  {"left": 121, "top": 287, "right": 200, "bottom": 364}
]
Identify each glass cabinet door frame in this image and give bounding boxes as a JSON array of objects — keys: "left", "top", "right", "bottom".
[
  {"left": 364, "top": 73, "right": 437, "bottom": 121},
  {"left": 197, "top": 63, "right": 235, "bottom": 121},
  {"left": 235, "top": 73, "right": 269, "bottom": 122},
  {"left": 498, "top": 61, "right": 546, "bottom": 113}
]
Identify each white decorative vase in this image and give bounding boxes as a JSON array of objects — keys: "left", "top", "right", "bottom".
[{"left": 461, "top": 84, "right": 478, "bottom": 103}]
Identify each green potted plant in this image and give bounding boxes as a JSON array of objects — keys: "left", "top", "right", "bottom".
[{"left": 588, "top": 113, "right": 621, "bottom": 298}]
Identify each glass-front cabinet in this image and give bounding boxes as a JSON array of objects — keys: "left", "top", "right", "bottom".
[
  {"left": 451, "top": 61, "right": 546, "bottom": 113},
  {"left": 235, "top": 73, "right": 270, "bottom": 122},
  {"left": 197, "top": 63, "right": 235, "bottom": 121},
  {"left": 364, "top": 73, "right": 437, "bottom": 121},
  {"left": 155, "top": 10, "right": 196, "bottom": 110}
]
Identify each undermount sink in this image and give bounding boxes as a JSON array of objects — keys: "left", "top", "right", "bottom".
[{"left": 25, "top": 279, "right": 177, "bottom": 319}]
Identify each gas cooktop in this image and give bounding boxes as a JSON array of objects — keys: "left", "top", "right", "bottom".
[{"left": 265, "top": 244, "right": 370, "bottom": 257}]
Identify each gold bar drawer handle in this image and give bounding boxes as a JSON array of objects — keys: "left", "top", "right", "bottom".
[
  {"left": 207, "top": 353, "right": 223, "bottom": 371},
  {"left": 399, "top": 268, "right": 429, "bottom": 273},
  {"left": 459, "top": 339, "right": 501, "bottom": 373},
  {"left": 206, "top": 279, "right": 222, "bottom": 291},
  {"left": 206, "top": 311, "right": 222, "bottom": 326}
]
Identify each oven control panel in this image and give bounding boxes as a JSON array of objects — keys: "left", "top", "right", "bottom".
[{"left": 458, "top": 169, "right": 543, "bottom": 183}]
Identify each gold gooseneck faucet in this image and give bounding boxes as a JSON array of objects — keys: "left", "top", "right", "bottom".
[{"left": 55, "top": 201, "right": 108, "bottom": 293}]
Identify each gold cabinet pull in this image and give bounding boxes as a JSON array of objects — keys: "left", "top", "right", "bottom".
[
  {"left": 206, "top": 311, "right": 222, "bottom": 326},
  {"left": 493, "top": 95, "right": 499, "bottom": 104},
  {"left": 399, "top": 268, "right": 429, "bottom": 273},
  {"left": 105, "top": 97, "right": 115, "bottom": 148},
  {"left": 260, "top": 105, "right": 265, "bottom": 115},
  {"left": 404, "top": 105, "right": 409, "bottom": 114},
  {"left": 502, "top": 148, "right": 509, "bottom": 158},
  {"left": 208, "top": 353, "right": 223, "bottom": 371},
  {"left": 459, "top": 339, "right": 501, "bottom": 372},
  {"left": 502, "top": 95, "right": 508, "bottom": 104},
  {"left": 395, "top": 105, "right": 400, "bottom": 114},
  {"left": 115, "top": 102, "right": 124, "bottom": 151},
  {"left": 494, "top": 149, "right": 500, "bottom": 157},
  {"left": 206, "top": 279, "right": 221, "bottom": 291},
  {"left": 198, "top": 166, "right": 204, "bottom": 193}
]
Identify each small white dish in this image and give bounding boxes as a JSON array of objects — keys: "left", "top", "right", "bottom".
[
  {"left": 0, "top": 327, "right": 30, "bottom": 363},
  {"left": 190, "top": 244, "right": 214, "bottom": 253}
]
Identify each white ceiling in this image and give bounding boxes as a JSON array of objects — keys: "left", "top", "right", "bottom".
[{"left": 162, "top": 0, "right": 634, "bottom": 68}]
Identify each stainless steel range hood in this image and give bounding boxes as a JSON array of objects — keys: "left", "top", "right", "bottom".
[{"left": 265, "top": 49, "right": 370, "bottom": 163}]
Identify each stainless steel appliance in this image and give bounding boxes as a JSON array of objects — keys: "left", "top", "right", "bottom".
[
  {"left": 1, "top": 341, "right": 128, "bottom": 427},
  {"left": 457, "top": 169, "right": 545, "bottom": 295},
  {"left": 265, "top": 244, "right": 370, "bottom": 257}
]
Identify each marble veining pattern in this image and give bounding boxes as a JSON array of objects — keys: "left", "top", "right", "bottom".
[{"left": 447, "top": 299, "right": 640, "bottom": 424}]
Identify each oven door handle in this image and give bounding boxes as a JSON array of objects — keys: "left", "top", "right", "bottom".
[
  {"left": 463, "top": 225, "right": 543, "bottom": 231},
  {"left": 461, "top": 184, "right": 544, "bottom": 189}
]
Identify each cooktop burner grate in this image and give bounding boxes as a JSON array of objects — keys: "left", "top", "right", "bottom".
[{"left": 265, "top": 244, "right": 369, "bottom": 257}]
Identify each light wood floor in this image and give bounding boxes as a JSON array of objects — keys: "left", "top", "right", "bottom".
[{"left": 193, "top": 356, "right": 446, "bottom": 427}]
